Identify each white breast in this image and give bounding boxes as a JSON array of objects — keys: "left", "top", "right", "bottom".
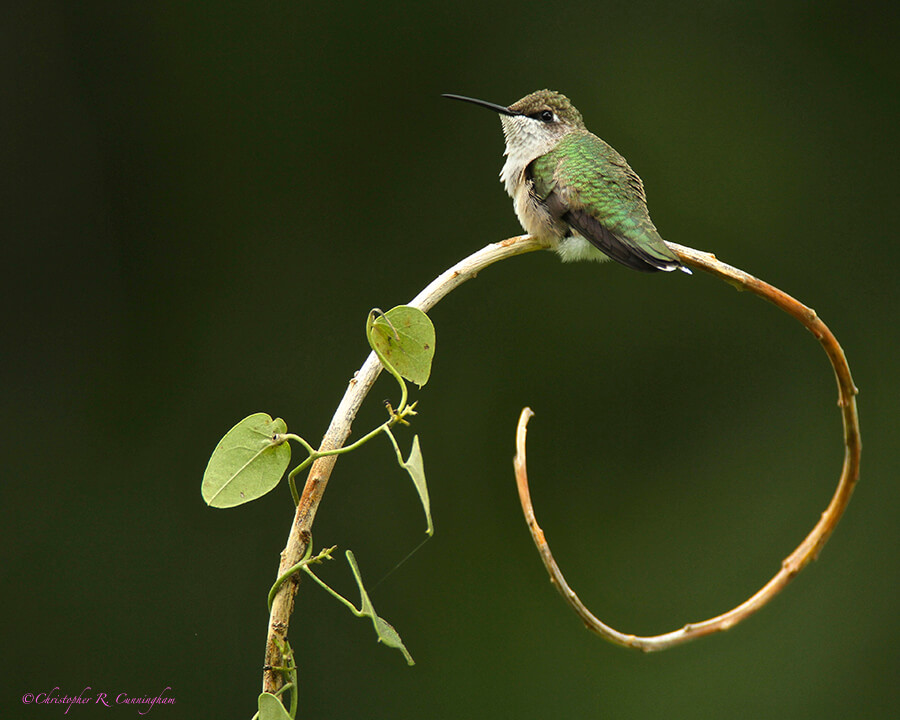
[{"left": 497, "top": 116, "right": 564, "bottom": 243}]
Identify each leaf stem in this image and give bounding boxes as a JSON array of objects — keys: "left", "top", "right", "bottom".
[
  {"left": 383, "top": 426, "right": 404, "bottom": 465},
  {"left": 301, "top": 565, "right": 363, "bottom": 617},
  {"left": 366, "top": 310, "right": 410, "bottom": 413},
  {"left": 279, "top": 433, "right": 316, "bottom": 456}
]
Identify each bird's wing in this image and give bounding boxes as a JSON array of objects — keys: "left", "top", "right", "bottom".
[{"left": 530, "top": 132, "right": 682, "bottom": 272}]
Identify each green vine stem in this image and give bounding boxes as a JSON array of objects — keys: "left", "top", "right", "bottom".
[
  {"left": 280, "top": 407, "right": 413, "bottom": 507},
  {"left": 267, "top": 541, "right": 318, "bottom": 612}
]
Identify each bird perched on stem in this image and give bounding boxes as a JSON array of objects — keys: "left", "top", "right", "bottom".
[{"left": 443, "top": 89, "right": 690, "bottom": 274}]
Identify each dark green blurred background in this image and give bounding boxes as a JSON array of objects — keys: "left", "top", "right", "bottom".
[{"left": 4, "top": 2, "right": 898, "bottom": 717}]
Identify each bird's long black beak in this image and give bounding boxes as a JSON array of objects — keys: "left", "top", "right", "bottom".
[{"left": 441, "top": 94, "right": 520, "bottom": 116}]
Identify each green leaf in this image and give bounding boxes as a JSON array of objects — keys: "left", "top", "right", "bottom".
[
  {"left": 401, "top": 435, "right": 433, "bottom": 536},
  {"left": 368, "top": 306, "right": 435, "bottom": 387},
  {"left": 257, "top": 692, "right": 292, "bottom": 720},
  {"left": 202, "top": 413, "right": 291, "bottom": 508},
  {"left": 346, "top": 550, "right": 415, "bottom": 665}
]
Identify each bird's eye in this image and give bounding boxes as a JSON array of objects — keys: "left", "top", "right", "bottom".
[{"left": 529, "top": 109, "right": 556, "bottom": 123}]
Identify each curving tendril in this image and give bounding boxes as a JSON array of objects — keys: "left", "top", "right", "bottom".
[{"left": 512, "top": 243, "right": 861, "bottom": 651}]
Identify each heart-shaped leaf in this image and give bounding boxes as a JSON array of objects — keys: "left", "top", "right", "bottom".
[
  {"left": 257, "top": 692, "right": 292, "bottom": 720},
  {"left": 202, "top": 413, "right": 291, "bottom": 508},
  {"left": 368, "top": 306, "right": 435, "bottom": 387}
]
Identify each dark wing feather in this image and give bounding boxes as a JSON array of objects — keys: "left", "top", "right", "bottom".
[{"left": 563, "top": 207, "right": 675, "bottom": 272}]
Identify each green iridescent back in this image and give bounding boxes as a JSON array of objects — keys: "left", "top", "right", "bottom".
[{"left": 531, "top": 130, "right": 678, "bottom": 265}]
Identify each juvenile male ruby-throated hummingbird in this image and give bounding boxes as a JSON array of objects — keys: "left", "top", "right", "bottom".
[{"left": 443, "top": 90, "right": 689, "bottom": 274}]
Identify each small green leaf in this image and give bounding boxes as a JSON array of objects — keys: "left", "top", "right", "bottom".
[
  {"left": 368, "top": 306, "right": 435, "bottom": 387},
  {"left": 202, "top": 413, "right": 291, "bottom": 508},
  {"left": 258, "top": 692, "right": 292, "bottom": 720},
  {"left": 401, "top": 435, "right": 433, "bottom": 536},
  {"left": 346, "top": 550, "right": 415, "bottom": 665}
]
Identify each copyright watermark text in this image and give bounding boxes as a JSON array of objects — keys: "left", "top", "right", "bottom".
[{"left": 22, "top": 686, "right": 175, "bottom": 715}]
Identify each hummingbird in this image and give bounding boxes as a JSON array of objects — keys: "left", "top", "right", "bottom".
[{"left": 443, "top": 90, "right": 689, "bottom": 274}]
